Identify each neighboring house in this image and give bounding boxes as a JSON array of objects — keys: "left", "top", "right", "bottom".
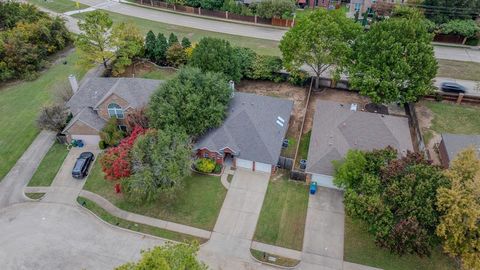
[
  {"left": 63, "top": 76, "right": 163, "bottom": 146},
  {"left": 305, "top": 100, "right": 414, "bottom": 189},
  {"left": 439, "top": 133, "right": 480, "bottom": 168},
  {"left": 349, "top": 0, "right": 407, "bottom": 15},
  {"left": 194, "top": 92, "right": 293, "bottom": 175}
]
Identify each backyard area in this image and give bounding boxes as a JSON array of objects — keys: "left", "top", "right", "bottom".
[
  {"left": 117, "top": 61, "right": 177, "bottom": 80},
  {"left": 83, "top": 159, "right": 227, "bottom": 231},
  {"left": 344, "top": 215, "right": 456, "bottom": 270},
  {"left": 253, "top": 172, "right": 308, "bottom": 251},
  {"left": 72, "top": 10, "right": 281, "bottom": 56},
  {"left": 28, "top": 143, "right": 69, "bottom": 186},
  {"left": 0, "top": 50, "right": 88, "bottom": 180},
  {"left": 416, "top": 100, "right": 480, "bottom": 164}
]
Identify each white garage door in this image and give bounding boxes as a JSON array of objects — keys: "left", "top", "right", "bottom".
[
  {"left": 72, "top": 135, "right": 101, "bottom": 146},
  {"left": 255, "top": 162, "right": 272, "bottom": 173},
  {"left": 236, "top": 158, "right": 253, "bottom": 170},
  {"left": 312, "top": 173, "right": 341, "bottom": 190}
]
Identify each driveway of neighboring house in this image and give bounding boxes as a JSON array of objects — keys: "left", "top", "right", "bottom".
[
  {"left": 43, "top": 146, "right": 101, "bottom": 205},
  {"left": 301, "top": 187, "right": 345, "bottom": 270},
  {"left": 200, "top": 168, "right": 270, "bottom": 266},
  {"left": 0, "top": 131, "right": 55, "bottom": 208}
]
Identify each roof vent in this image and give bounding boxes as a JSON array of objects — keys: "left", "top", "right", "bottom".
[
  {"left": 276, "top": 116, "right": 285, "bottom": 127},
  {"left": 350, "top": 103, "right": 358, "bottom": 111},
  {"left": 276, "top": 120, "right": 284, "bottom": 127}
]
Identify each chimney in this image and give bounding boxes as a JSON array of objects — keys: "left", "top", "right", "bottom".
[
  {"left": 229, "top": 80, "right": 235, "bottom": 98},
  {"left": 68, "top": 74, "right": 79, "bottom": 93}
]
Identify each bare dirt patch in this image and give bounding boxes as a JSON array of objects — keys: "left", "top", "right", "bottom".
[
  {"left": 236, "top": 80, "right": 308, "bottom": 139},
  {"left": 116, "top": 61, "right": 176, "bottom": 79},
  {"left": 415, "top": 101, "right": 441, "bottom": 164}
]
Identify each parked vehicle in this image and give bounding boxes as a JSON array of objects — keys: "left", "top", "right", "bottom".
[
  {"left": 72, "top": 152, "right": 94, "bottom": 179},
  {"left": 440, "top": 82, "right": 467, "bottom": 93}
]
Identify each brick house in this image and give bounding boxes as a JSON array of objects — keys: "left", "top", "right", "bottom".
[
  {"left": 438, "top": 134, "right": 480, "bottom": 168},
  {"left": 62, "top": 76, "right": 163, "bottom": 146},
  {"left": 194, "top": 92, "right": 293, "bottom": 175},
  {"left": 305, "top": 100, "right": 414, "bottom": 189},
  {"left": 349, "top": 0, "right": 407, "bottom": 15}
]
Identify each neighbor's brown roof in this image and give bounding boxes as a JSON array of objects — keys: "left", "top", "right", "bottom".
[{"left": 306, "top": 100, "right": 414, "bottom": 176}]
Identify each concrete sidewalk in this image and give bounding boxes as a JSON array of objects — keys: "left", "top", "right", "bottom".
[
  {"left": 0, "top": 131, "right": 55, "bottom": 208},
  {"left": 79, "top": 190, "right": 212, "bottom": 239}
]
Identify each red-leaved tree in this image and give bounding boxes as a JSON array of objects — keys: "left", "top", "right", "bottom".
[{"left": 100, "top": 125, "right": 146, "bottom": 180}]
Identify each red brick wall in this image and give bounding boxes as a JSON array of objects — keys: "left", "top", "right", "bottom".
[{"left": 196, "top": 149, "right": 224, "bottom": 164}]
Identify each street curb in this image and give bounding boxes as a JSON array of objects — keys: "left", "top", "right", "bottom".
[
  {"left": 121, "top": 0, "right": 290, "bottom": 32},
  {"left": 249, "top": 248, "right": 300, "bottom": 269},
  {"left": 433, "top": 42, "right": 480, "bottom": 50}
]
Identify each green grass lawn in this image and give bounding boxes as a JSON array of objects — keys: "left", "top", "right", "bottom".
[
  {"left": 250, "top": 249, "right": 300, "bottom": 267},
  {"left": 425, "top": 101, "right": 480, "bottom": 135},
  {"left": 254, "top": 174, "right": 308, "bottom": 250},
  {"left": 28, "top": 142, "right": 69, "bottom": 186},
  {"left": 280, "top": 135, "right": 297, "bottom": 158},
  {"left": 84, "top": 159, "right": 227, "bottom": 230},
  {"left": 72, "top": 11, "right": 281, "bottom": 56},
  {"left": 28, "top": 0, "right": 88, "bottom": 13},
  {"left": 0, "top": 51, "right": 88, "bottom": 180},
  {"left": 77, "top": 196, "right": 206, "bottom": 243},
  {"left": 25, "top": 193, "right": 46, "bottom": 200},
  {"left": 141, "top": 68, "right": 177, "bottom": 80},
  {"left": 437, "top": 59, "right": 480, "bottom": 81},
  {"left": 297, "top": 131, "right": 311, "bottom": 161},
  {"left": 344, "top": 215, "right": 456, "bottom": 270}
]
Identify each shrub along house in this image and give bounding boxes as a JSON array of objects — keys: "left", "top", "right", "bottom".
[
  {"left": 194, "top": 92, "right": 293, "bottom": 175},
  {"left": 62, "top": 75, "right": 163, "bottom": 146},
  {"left": 305, "top": 100, "right": 414, "bottom": 189}
]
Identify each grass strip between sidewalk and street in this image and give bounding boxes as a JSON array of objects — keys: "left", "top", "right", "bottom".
[
  {"left": 25, "top": 193, "right": 46, "bottom": 200},
  {"left": 250, "top": 249, "right": 300, "bottom": 268},
  {"left": 254, "top": 173, "right": 308, "bottom": 251},
  {"left": 28, "top": 143, "right": 69, "bottom": 187},
  {"left": 77, "top": 196, "right": 207, "bottom": 243}
]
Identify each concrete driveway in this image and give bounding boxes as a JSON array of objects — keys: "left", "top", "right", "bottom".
[
  {"left": 201, "top": 168, "right": 269, "bottom": 261},
  {"left": 301, "top": 187, "right": 345, "bottom": 270},
  {"left": 43, "top": 147, "right": 100, "bottom": 205}
]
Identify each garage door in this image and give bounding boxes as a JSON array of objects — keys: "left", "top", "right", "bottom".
[
  {"left": 255, "top": 162, "right": 272, "bottom": 173},
  {"left": 236, "top": 158, "right": 253, "bottom": 170},
  {"left": 72, "top": 135, "right": 101, "bottom": 146},
  {"left": 312, "top": 173, "right": 341, "bottom": 190}
]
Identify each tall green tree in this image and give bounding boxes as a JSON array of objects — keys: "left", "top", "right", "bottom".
[
  {"left": 190, "top": 37, "right": 241, "bottom": 82},
  {"left": 115, "top": 242, "right": 207, "bottom": 270},
  {"left": 168, "top": 32, "right": 179, "bottom": 46},
  {"left": 144, "top": 30, "right": 157, "bottom": 61},
  {"left": 111, "top": 22, "right": 144, "bottom": 76},
  {"left": 348, "top": 13, "right": 437, "bottom": 104},
  {"left": 124, "top": 129, "right": 191, "bottom": 203},
  {"left": 75, "top": 11, "right": 114, "bottom": 68},
  {"left": 280, "top": 9, "right": 362, "bottom": 89},
  {"left": 334, "top": 148, "right": 449, "bottom": 256},
  {"left": 181, "top": 36, "right": 191, "bottom": 48},
  {"left": 154, "top": 33, "right": 168, "bottom": 65},
  {"left": 423, "top": 0, "right": 480, "bottom": 23},
  {"left": 148, "top": 66, "right": 231, "bottom": 136},
  {"left": 436, "top": 148, "right": 480, "bottom": 269}
]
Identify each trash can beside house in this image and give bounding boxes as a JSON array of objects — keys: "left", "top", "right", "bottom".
[{"left": 309, "top": 181, "right": 317, "bottom": 195}]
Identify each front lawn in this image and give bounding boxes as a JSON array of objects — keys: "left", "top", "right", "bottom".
[
  {"left": 84, "top": 159, "right": 227, "bottom": 230},
  {"left": 72, "top": 11, "right": 281, "bottom": 56},
  {"left": 0, "top": 51, "right": 88, "bottom": 180},
  {"left": 77, "top": 196, "right": 206, "bottom": 243},
  {"left": 28, "top": 142, "right": 69, "bottom": 186},
  {"left": 254, "top": 174, "right": 308, "bottom": 250},
  {"left": 27, "top": 0, "right": 88, "bottom": 13},
  {"left": 344, "top": 215, "right": 456, "bottom": 270},
  {"left": 425, "top": 101, "right": 480, "bottom": 135}
]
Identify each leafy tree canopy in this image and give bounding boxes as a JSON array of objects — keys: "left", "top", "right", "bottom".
[
  {"left": 148, "top": 66, "right": 231, "bottom": 136},
  {"left": 348, "top": 15, "right": 437, "bottom": 104},
  {"left": 439, "top": 19, "right": 480, "bottom": 37},
  {"left": 436, "top": 148, "right": 480, "bottom": 269},
  {"left": 190, "top": 37, "right": 242, "bottom": 82},
  {"left": 280, "top": 8, "right": 362, "bottom": 89},
  {"left": 334, "top": 147, "right": 449, "bottom": 256},
  {"left": 124, "top": 128, "right": 191, "bottom": 203},
  {"left": 423, "top": 0, "right": 480, "bottom": 24},
  {"left": 111, "top": 22, "right": 144, "bottom": 76},
  {"left": 115, "top": 242, "right": 207, "bottom": 270}
]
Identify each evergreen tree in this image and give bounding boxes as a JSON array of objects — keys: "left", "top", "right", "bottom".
[
  {"left": 181, "top": 37, "right": 191, "bottom": 48},
  {"left": 144, "top": 30, "right": 157, "bottom": 61},
  {"left": 168, "top": 33, "right": 179, "bottom": 46},
  {"left": 153, "top": 33, "right": 168, "bottom": 65}
]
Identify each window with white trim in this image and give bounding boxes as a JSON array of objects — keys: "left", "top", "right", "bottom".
[{"left": 108, "top": 103, "right": 124, "bottom": 119}]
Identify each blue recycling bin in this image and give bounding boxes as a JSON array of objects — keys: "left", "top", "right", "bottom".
[
  {"left": 309, "top": 181, "right": 317, "bottom": 195},
  {"left": 76, "top": 139, "right": 84, "bottom": 148}
]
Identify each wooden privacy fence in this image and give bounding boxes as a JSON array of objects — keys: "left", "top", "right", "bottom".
[{"left": 134, "top": 0, "right": 295, "bottom": 28}]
